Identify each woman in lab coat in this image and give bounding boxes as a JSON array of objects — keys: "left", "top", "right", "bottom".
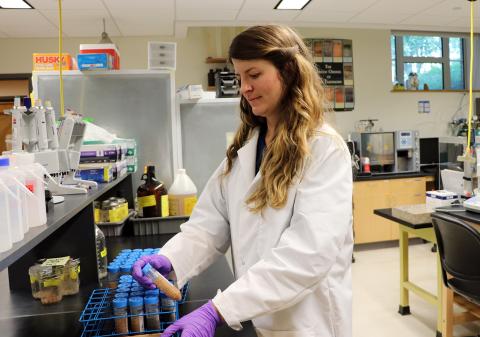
[{"left": 133, "top": 25, "right": 353, "bottom": 337}]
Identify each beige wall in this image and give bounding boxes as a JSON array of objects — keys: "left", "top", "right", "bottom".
[{"left": 0, "top": 26, "right": 474, "bottom": 138}]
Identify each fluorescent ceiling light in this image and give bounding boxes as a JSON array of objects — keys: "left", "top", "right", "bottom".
[
  {"left": 0, "top": 0, "right": 33, "bottom": 9},
  {"left": 275, "top": 0, "right": 311, "bottom": 10}
]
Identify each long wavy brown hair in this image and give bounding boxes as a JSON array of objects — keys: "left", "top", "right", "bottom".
[{"left": 225, "top": 25, "right": 325, "bottom": 212}]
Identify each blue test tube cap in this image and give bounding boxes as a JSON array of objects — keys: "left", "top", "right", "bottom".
[
  {"left": 142, "top": 263, "right": 153, "bottom": 275},
  {"left": 144, "top": 295, "right": 159, "bottom": 305},
  {"left": 113, "top": 297, "right": 128, "bottom": 308},
  {"left": 131, "top": 281, "right": 140, "bottom": 287},
  {"left": 107, "top": 264, "right": 120, "bottom": 273},
  {"left": 119, "top": 275, "right": 133, "bottom": 282},
  {"left": 129, "top": 296, "right": 144, "bottom": 307},
  {"left": 143, "top": 248, "right": 154, "bottom": 252},
  {"left": 133, "top": 249, "right": 143, "bottom": 253},
  {"left": 130, "top": 286, "right": 144, "bottom": 292},
  {"left": 115, "top": 287, "right": 130, "bottom": 294},
  {"left": 120, "top": 249, "right": 132, "bottom": 253},
  {"left": 120, "top": 264, "right": 132, "bottom": 274},
  {"left": 0, "top": 157, "right": 10, "bottom": 167},
  {"left": 114, "top": 293, "right": 129, "bottom": 299},
  {"left": 145, "top": 289, "right": 160, "bottom": 296},
  {"left": 130, "top": 291, "right": 145, "bottom": 297}
]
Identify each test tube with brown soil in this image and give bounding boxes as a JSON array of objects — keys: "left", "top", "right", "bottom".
[{"left": 112, "top": 297, "right": 129, "bottom": 334}]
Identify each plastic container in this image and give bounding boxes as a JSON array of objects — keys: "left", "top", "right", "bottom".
[
  {"left": 131, "top": 215, "right": 188, "bottom": 236},
  {"left": 0, "top": 158, "right": 25, "bottom": 243},
  {"left": 28, "top": 264, "right": 42, "bottom": 299},
  {"left": 144, "top": 295, "right": 161, "bottom": 330},
  {"left": 168, "top": 168, "right": 197, "bottom": 216},
  {"left": 95, "top": 225, "right": 108, "bottom": 279},
  {"left": 112, "top": 297, "right": 129, "bottom": 334},
  {"left": 129, "top": 296, "right": 144, "bottom": 332},
  {"left": 0, "top": 176, "right": 13, "bottom": 252}
]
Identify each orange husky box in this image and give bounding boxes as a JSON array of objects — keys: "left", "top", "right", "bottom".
[{"left": 33, "top": 53, "right": 73, "bottom": 71}]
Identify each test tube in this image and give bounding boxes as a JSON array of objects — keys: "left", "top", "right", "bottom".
[
  {"left": 106, "top": 264, "right": 120, "bottom": 289},
  {"left": 144, "top": 296, "right": 161, "bottom": 330},
  {"left": 129, "top": 296, "right": 145, "bottom": 332},
  {"left": 112, "top": 298, "right": 129, "bottom": 334},
  {"left": 141, "top": 263, "right": 181, "bottom": 300}
]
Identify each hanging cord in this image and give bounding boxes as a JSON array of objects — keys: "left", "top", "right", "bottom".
[
  {"left": 58, "top": 0, "right": 65, "bottom": 118},
  {"left": 466, "top": 0, "right": 476, "bottom": 153}
]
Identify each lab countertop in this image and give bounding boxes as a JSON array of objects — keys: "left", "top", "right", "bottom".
[
  {"left": 355, "top": 172, "right": 434, "bottom": 181},
  {"left": 0, "top": 234, "right": 257, "bottom": 337}
]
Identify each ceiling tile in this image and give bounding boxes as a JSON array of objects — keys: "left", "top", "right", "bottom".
[
  {"left": 111, "top": 10, "right": 174, "bottom": 36},
  {"left": 424, "top": 0, "right": 473, "bottom": 17},
  {"left": 0, "top": 10, "right": 58, "bottom": 37},
  {"left": 176, "top": 0, "right": 243, "bottom": 11},
  {"left": 28, "top": 0, "right": 105, "bottom": 10},
  {"left": 102, "top": 0, "right": 173, "bottom": 10},
  {"left": 176, "top": 9, "right": 239, "bottom": 21},
  {"left": 348, "top": 10, "right": 412, "bottom": 24},
  {"left": 400, "top": 14, "right": 461, "bottom": 27},
  {"left": 39, "top": 9, "right": 121, "bottom": 37},
  {"left": 363, "top": 0, "right": 443, "bottom": 15},
  {"left": 237, "top": 9, "right": 299, "bottom": 21},
  {"left": 295, "top": 10, "right": 357, "bottom": 23},
  {"left": 303, "top": 0, "right": 378, "bottom": 12}
]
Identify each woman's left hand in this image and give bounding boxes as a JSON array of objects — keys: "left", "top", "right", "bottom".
[{"left": 162, "top": 300, "right": 222, "bottom": 337}]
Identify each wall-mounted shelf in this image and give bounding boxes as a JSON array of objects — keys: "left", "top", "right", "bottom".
[{"left": 205, "top": 57, "right": 227, "bottom": 64}]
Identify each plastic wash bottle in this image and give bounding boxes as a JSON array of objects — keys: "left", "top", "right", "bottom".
[{"left": 168, "top": 169, "right": 197, "bottom": 216}]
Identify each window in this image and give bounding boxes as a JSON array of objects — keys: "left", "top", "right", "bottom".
[{"left": 391, "top": 33, "right": 465, "bottom": 90}]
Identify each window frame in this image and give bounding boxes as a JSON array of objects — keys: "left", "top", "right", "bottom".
[{"left": 391, "top": 32, "right": 466, "bottom": 90}]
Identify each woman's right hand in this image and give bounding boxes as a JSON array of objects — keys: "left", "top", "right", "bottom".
[{"left": 131, "top": 254, "right": 173, "bottom": 289}]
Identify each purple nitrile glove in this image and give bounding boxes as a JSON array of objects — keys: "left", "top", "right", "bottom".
[
  {"left": 132, "top": 254, "right": 173, "bottom": 290},
  {"left": 162, "top": 300, "right": 222, "bottom": 337}
]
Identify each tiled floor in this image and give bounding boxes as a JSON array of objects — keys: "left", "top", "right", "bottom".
[{"left": 352, "top": 242, "right": 480, "bottom": 337}]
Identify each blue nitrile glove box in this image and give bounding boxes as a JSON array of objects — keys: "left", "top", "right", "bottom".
[{"left": 77, "top": 53, "right": 111, "bottom": 70}]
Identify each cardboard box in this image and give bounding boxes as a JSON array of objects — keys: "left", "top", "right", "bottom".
[
  {"left": 79, "top": 44, "right": 120, "bottom": 70},
  {"left": 77, "top": 53, "right": 112, "bottom": 70},
  {"left": 33, "top": 53, "right": 73, "bottom": 71}
]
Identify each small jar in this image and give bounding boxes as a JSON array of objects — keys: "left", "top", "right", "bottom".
[
  {"left": 62, "top": 258, "right": 80, "bottom": 295},
  {"left": 28, "top": 265, "right": 42, "bottom": 299},
  {"left": 93, "top": 201, "right": 101, "bottom": 223},
  {"left": 101, "top": 201, "right": 113, "bottom": 222},
  {"left": 129, "top": 296, "right": 145, "bottom": 332},
  {"left": 144, "top": 295, "right": 161, "bottom": 330},
  {"left": 112, "top": 297, "right": 129, "bottom": 334}
]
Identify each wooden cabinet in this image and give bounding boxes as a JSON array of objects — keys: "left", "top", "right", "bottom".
[{"left": 353, "top": 177, "right": 428, "bottom": 244}]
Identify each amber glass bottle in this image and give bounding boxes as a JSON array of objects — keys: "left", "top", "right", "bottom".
[{"left": 136, "top": 166, "right": 169, "bottom": 218}]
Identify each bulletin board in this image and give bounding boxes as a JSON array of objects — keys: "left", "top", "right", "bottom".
[{"left": 304, "top": 39, "right": 354, "bottom": 111}]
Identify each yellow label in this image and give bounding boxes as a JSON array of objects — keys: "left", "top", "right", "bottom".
[
  {"left": 161, "top": 195, "right": 169, "bottom": 217},
  {"left": 70, "top": 265, "right": 80, "bottom": 280},
  {"left": 100, "top": 248, "right": 107, "bottom": 258},
  {"left": 184, "top": 196, "right": 197, "bottom": 216},
  {"left": 103, "top": 167, "right": 110, "bottom": 182},
  {"left": 138, "top": 195, "right": 156, "bottom": 208},
  {"left": 168, "top": 196, "right": 180, "bottom": 216},
  {"left": 43, "top": 279, "right": 61, "bottom": 287},
  {"left": 41, "top": 256, "right": 70, "bottom": 267},
  {"left": 94, "top": 208, "right": 100, "bottom": 223},
  {"left": 120, "top": 203, "right": 129, "bottom": 219},
  {"left": 30, "top": 275, "right": 37, "bottom": 283},
  {"left": 109, "top": 209, "right": 122, "bottom": 222}
]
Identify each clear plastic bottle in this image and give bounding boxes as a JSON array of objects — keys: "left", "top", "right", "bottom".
[
  {"left": 112, "top": 297, "right": 129, "bottom": 334},
  {"left": 168, "top": 168, "right": 197, "bottom": 216},
  {"left": 95, "top": 225, "right": 108, "bottom": 279},
  {"left": 129, "top": 296, "right": 145, "bottom": 332},
  {"left": 144, "top": 295, "right": 161, "bottom": 330}
]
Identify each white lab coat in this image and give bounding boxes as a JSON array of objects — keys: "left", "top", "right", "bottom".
[{"left": 161, "top": 123, "right": 353, "bottom": 337}]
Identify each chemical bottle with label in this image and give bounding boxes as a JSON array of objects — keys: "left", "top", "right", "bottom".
[
  {"left": 95, "top": 225, "right": 108, "bottom": 279},
  {"left": 168, "top": 168, "right": 197, "bottom": 216},
  {"left": 136, "top": 166, "right": 169, "bottom": 218}
]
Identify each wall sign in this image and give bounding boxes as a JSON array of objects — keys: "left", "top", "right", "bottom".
[{"left": 304, "top": 38, "right": 355, "bottom": 111}]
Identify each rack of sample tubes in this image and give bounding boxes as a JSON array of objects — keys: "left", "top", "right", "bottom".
[{"left": 79, "top": 248, "right": 189, "bottom": 337}]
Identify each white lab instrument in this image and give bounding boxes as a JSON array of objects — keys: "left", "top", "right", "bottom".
[
  {"left": 464, "top": 196, "right": 480, "bottom": 213},
  {"left": 6, "top": 97, "right": 97, "bottom": 195}
]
